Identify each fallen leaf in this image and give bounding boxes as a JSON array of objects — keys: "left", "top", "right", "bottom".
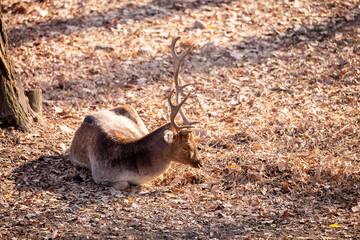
[
  {"left": 54, "top": 106, "right": 63, "bottom": 114},
  {"left": 277, "top": 162, "right": 286, "bottom": 172},
  {"left": 58, "top": 125, "right": 74, "bottom": 133},
  {"left": 351, "top": 205, "right": 359, "bottom": 213}
]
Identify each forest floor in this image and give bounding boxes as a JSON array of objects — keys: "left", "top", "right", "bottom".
[{"left": 1, "top": 0, "right": 360, "bottom": 239}]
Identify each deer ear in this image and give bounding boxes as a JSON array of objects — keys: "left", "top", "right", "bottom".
[{"left": 164, "top": 130, "right": 175, "bottom": 143}]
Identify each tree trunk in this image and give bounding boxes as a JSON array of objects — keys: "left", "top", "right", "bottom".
[{"left": 0, "top": 11, "right": 35, "bottom": 130}]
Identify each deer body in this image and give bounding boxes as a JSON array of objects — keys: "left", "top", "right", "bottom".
[{"left": 69, "top": 37, "right": 201, "bottom": 189}]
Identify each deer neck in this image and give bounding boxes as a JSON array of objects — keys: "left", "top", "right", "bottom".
[
  {"left": 132, "top": 123, "right": 172, "bottom": 156},
  {"left": 100, "top": 123, "right": 173, "bottom": 180}
]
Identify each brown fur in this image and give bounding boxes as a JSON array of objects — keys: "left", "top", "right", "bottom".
[{"left": 69, "top": 105, "right": 201, "bottom": 189}]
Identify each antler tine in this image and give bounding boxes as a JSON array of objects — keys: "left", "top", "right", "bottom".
[
  {"left": 170, "top": 37, "right": 197, "bottom": 126},
  {"left": 171, "top": 37, "right": 194, "bottom": 87},
  {"left": 167, "top": 90, "right": 195, "bottom": 132}
]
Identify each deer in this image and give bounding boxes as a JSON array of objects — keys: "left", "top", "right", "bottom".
[{"left": 69, "top": 37, "right": 201, "bottom": 189}]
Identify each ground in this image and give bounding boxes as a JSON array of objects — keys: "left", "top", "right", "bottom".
[{"left": 1, "top": 0, "right": 360, "bottom": 239}]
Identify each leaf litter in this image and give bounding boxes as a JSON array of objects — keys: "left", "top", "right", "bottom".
[{"left": 1, "top": 0, "right": 360, "bottom": 239}]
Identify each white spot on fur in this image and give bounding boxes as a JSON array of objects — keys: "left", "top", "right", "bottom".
[{"left": 164, "top": 130, "right": 174, "bottom": 143}]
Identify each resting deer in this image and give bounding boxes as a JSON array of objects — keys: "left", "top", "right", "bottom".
[{"left": 69, "top": 37, "right": 201, "bottom": 189}]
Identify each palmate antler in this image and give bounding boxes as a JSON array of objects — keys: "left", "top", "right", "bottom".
[{"left": 167, "top": 37, "right": 197, "bottom": 132}]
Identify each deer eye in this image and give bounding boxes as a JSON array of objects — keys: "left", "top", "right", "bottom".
[{"left": 182, "top": 146, "right": 190, "bottom": 151}]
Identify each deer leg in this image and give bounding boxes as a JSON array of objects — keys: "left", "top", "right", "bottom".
[{"left": 111, "top": 181, "right": 130, "bottom": 190}]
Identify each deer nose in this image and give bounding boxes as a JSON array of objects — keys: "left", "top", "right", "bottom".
[{"left": 195, "top": 160, "right": 202, "bottom": 168}]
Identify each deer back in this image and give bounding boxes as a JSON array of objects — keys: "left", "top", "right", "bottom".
[{"left": 69, "top": 106, "right": 147, "bottom": 169}]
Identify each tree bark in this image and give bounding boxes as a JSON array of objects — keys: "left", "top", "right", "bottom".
[{"left": 0, "top": 11, "right": 35, "bottom": 130}]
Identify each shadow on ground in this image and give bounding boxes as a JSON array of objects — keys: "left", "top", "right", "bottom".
[
  {"left": 14, "top": 154, "right": 89, "bottom": 189},
  {"left": 13, "top": 154, "right": 149, "bottom": 197},
  {"left": 6, "top": 0, "right": 238, "bottom": 47}
]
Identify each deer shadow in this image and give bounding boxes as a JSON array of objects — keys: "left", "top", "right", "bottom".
[
  {"left": 13, "top": 154, "right": 147, "bottom": 203},
  {"left": 14, "top": 154, "right": 89, "bottom": 189}
]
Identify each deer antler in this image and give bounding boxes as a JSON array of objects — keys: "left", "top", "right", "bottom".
[
  {"left": 167, "top": 90, "right": 194, "bottom": 132},
  {"left": 170, "top": 36, "right": 197, "bottom": 126}
]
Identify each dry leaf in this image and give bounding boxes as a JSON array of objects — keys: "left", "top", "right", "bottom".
[{"left": 58, "top": 125, "right": 74, "bottom": 133}]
